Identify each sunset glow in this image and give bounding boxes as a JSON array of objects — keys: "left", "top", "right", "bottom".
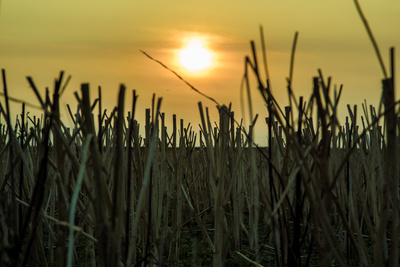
[
  {"left": 178, "top": 38, "right": 213, "bottom": 72},
  {"left": 2, "top": 2, "right": 400, "bottom": 265},
  {"left": 0, "top": 0, "right": 400, "bottom": 143}
]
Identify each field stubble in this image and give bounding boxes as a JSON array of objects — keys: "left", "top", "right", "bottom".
[{"left": 1, "top": 2, "right": 400, "bottom": 265}]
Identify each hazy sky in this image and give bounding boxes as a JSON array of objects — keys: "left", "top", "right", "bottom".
[{"left": 1, "top": 1, "right": 400, "bottom": 143}]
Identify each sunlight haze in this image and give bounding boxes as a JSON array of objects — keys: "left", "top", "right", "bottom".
[
  {"left": 178, "top": 38, "right": 213, "bottom": 73},
  {"left": 1, "top": 0, "right": 400, "bottom": 144}
]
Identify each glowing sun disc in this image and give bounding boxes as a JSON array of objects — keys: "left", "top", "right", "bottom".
[{"left": 179, "top": 39, "right": 212, "bottom": 72}]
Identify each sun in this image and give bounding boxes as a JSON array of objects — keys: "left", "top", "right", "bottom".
[{"left": 178, "top": 38, "right": 213, "bottom": 72}]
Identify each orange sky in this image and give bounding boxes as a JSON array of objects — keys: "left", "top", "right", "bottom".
[{"left": 1, "top": 1, "right": 400, "bottom": 144}]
